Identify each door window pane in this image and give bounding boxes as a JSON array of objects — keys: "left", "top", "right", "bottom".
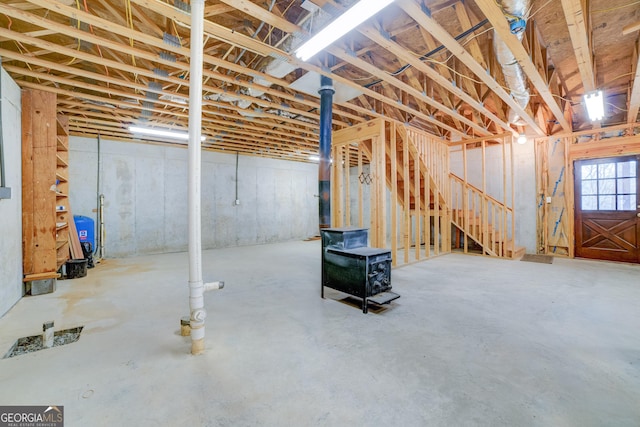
[
  {"left": 581, "top": 180, "right": 597, "bottom": 195},
  {"left": 617, "top": 194, "right": 636, "bottom": 211},
  {"left": 598, "top": 195, "right": 615, "bottom": 210},
  {"left": 582, "top": 196, "right": 597, "bottom": 210},
  {"left": 598, "top": 179, "right": 616, "bottom": 195},
  {"left": 598, "top": 163, "right": 616, "bottom": 179},
  {"left": 617, "top": 161, "right": 637, "bottom": 178},
  {"left": 581, "top": 164, "right": 597, "bottom": 180},
  {"left": 617, "top": 178, "right": 636, "bottom": 194}
]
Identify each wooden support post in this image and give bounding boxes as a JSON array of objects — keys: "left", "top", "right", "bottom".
[
  {"left": 345, "top": 145, "right": 351, "bottom": 227},
  {"left": 358, "top": 146, "right": 364, "bottom": 228},
  {"left": 390, "top": 124, "right": 398, "bottom": 265},
  {"left": 414, "top": 153, "right": 421, "bottom": 260},
  {"left": 424, "top": 153, "right": 431, "bottom": 259},
  {"left": 463, "top": 142, "right": 468, "bottom": 253},
  {"left": 377, "top": 121, "right": 387, "bottom": 248},
  {"left": 335, "top": 145, "right": 344, "bottom": 227},
  {"left": 403, "top": 134, "right": 410, "bottom": 264}
]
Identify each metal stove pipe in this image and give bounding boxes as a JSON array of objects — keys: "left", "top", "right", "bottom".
[{"left": 318, "top": 75, "right": 334, "bottom": 230}]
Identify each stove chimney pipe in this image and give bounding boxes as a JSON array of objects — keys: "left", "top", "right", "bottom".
[{"left": 318, "top": 75, "right": 334, "bottom": 230}]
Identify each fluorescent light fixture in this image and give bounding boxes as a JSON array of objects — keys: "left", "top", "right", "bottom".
[
  {"left": 583, "top": 90, "right": 605, "bottom": 122},
  {"left": 516, "top": 134, "right": 527, "bottom": 145},
  {"left": 295, "top": 0, "right": 395, "bottom": 61},
  {"left": 129, "top": 126, "right": 206, "bottom": 141}
]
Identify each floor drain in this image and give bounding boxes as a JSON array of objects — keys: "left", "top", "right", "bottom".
[{"left": 3, "top": 326, "right": 84, "bottom": 359}]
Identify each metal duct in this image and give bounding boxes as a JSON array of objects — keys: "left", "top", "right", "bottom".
[{"left": 493, "top": 0, "right": 530, "bottom": 126}]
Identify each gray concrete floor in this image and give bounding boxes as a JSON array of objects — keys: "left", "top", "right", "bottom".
[{"left": 0, "top": 241, "right": 639, "bottom": 426}]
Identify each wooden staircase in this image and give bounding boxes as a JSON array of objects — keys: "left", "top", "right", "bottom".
[{"left": 331, "top": 118, "right": 523, "bottom": 264}]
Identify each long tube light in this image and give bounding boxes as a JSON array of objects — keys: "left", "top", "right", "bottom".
[
  {"left": 583, "top": 90, "right": 605, "bottom": 122},
  {"left": 295, "top": 0, "right": 396, "bottom": 61},
  {"left": 129, "top": 126, "right": 206, "bottom": 141}
]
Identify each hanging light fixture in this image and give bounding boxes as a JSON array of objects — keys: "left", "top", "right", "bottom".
[
  {"left": 295, "top": 0, "right": 396, "bottom": 61},
  {"left": 583, "top": 90, "right": 605, "bottom": 122},
  {"left": 516, "top": 134, "right": 527, "bottom": 145}
]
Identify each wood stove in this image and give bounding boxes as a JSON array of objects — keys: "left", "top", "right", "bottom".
[{"left": 321, "top": 227, "right": 399, "bottom": 313}]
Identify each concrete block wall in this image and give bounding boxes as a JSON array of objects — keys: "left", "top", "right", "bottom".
[
  {"left": 69, "top": 137, "right": 318, "bottom": 258},
  {"left": 0, "top": 68, "right": 23, "bottom": 318}
]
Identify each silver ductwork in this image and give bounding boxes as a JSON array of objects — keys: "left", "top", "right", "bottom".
[{"left": 493, "top": 0, "right": 530, "bottom": 126}]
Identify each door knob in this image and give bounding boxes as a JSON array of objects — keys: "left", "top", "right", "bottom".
[{"left": 638, "top": 213, "right": 640, "bottom": 218}]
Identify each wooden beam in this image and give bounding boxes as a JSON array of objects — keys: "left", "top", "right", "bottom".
[
  {"left": 398, "top": 0, "right": 544, "bottom": 136},
  {"left": 628, "top": 39, "right": 640, "bottom": 123},
  {"left": 327, "top": 45, "right": 488, "bottom": 137},
  {"left": 358, "top": 25, "right": 513, "bottom": 134},
  {"left": 560, "top": 0, "right": 596, "bottom": 93},
  {"left": 474, "top": 0, "right": 573, "bottom": 132},
  {"left": 204, "top": 4, "right": 235, "bottom": 17},
  {"left": 217, "top": 0, "right": 299, "bottom": 34},
  {"left": 622, "top": 20, "right": 640, "bottom": 35}
]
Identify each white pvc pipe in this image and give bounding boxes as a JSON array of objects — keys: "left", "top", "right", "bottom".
[{"left": 188, "top": 0, "right": 206, "bottom": 356}]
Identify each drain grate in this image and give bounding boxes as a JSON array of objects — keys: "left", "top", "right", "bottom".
[{"left": 3, "top": 326, "right": 84, "bottom": 359}]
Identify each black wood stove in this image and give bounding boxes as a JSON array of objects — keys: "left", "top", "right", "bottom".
[{"left": 321, "top": 227, "right": 399, "bottom": 313}]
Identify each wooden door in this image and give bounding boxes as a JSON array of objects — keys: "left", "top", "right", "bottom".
[{"left": 574, "top": 156, "right": 640, "bottom": 263}]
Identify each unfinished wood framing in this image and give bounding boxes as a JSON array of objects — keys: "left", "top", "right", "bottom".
[
  {"left": 449, "top": 134, "right": 517, "bottom": 258},
  {"left": 21, "top": 89, "right": 58, "bottom": 279},
  {"left": 333, "top": 118, "right": 452, "bottom": 266},
  {"left": 535, "top": 123, "right": 640, "bottom": 257}
]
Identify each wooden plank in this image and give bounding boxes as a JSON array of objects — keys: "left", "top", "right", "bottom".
[
  {"left": 628, "top": 39, "right": 640, "bottom": 123},
  {"left": 390, "top": 123, "right": 398, "bottom": 266},
  {"left": 462, "top": 142, "right": 468, "bottom": 253},
  {"left": 568, "top": 134, "right": 640, "bottom": 159},
  {"left": 334, "top": 119, "right": 384, "bottom": 146},
  {"left": 345, "top": 146, "right": 351, "bottom": 227},
  {"left": 623, "top": 20, "right": 640, "bottom": 35},
  {"left": 67, "top": 208, "right": 84, "bottom": 260},
  {"left": 218, "top": 0, "right": 301, "bottom": 34},
  {"left": 475, "top": 0, "right": 572, "bottom": 132},
  {"left": 21, "top": 89, "right": 35, "bottom": 275},
  {"left": 335, "top": 145, "right": 344, "bottom": 227},
  {"left": 424, "top": 150, "right": 431, "bottom": 259},
  {"left": 358, "top": 147, "right": 364, "bottom": 227},
  {"left": 377, "top": 120, "right": 387, "bottom": 248},
  {"left": 403, "top": 133, "right": 410, "bottom": 264},
  {"left": 414, "top": 152, "right": 421, "bottom": 260},
  {"left": 560, "top": 0, "right": 596, "bottom": 93},
  {"left": 22, "top": 89, "right": 57, "bottom": 276},
  {"left": 23, "top": 272, "right": 60, "bottom": 282}
]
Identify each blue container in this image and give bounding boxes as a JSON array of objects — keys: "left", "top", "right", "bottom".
[{"left": 73, "top": 215, "right": 95, "bottom": 250}]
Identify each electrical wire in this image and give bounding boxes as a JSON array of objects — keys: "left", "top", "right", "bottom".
[
  {"left": 65, "top": 0, "right": 82, "bottom": 65},
  {"left": 528, "top": 0, "right": 554, "bottom": 19},
  {"left": 592, "top": 0, "right": 640, "bottom": 13},
  {"left": 81, "top": 0, "right": 109, "bottom": 90}
]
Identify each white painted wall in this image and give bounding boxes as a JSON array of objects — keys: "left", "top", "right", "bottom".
[
  {"left": 0, "top": 68, "right": 23, "bottom": 318},
  {"left": 69, "top": 137, "right": 319, "bottom": 257}
]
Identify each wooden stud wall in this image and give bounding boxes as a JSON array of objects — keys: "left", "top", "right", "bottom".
[{"left": 333, "top": 118, "right": 452, "bottom": 266}]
